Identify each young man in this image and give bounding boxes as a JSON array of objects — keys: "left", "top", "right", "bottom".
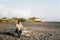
[{"left": 16, "top": 21, "right": 24, "bottom": 38}]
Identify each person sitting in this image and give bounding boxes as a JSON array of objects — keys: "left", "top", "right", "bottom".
[{"left": 16, "top": 21, "right": 24, "bottom": 38}]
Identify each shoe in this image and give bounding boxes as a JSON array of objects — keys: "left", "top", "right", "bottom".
[
  {"left": 17, "top": 36, "right": 20, "bottom": 38},
  {"left": 19, "top": 37, "right": 20, "bottom": 38}
]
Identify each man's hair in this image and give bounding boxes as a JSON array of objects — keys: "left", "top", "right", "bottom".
[{"left": 18, "top": 20, "right": 20, "bottom": 23}]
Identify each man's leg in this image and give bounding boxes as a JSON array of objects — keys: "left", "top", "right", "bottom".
[
  {"left": 18, "top": 30, "right": 22, "bottom": 38},
  {"left": 15, "top": 28, "right": 18, "bottom": 33}
]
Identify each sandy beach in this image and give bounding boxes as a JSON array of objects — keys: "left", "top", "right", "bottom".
[{"left": 0, "top": 22, "right": 60, "bottom": 40}]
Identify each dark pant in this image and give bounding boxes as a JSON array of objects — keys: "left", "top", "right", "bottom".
[
  {"left": 18, "top": 30, "right": 22, "bottom": 37},
  {"left": 15, "top": 28, "right": 22, "bottom": 37}
]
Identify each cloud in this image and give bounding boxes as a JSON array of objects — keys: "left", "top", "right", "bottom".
[{"left": 0, "top": 4, "right": 31, "bottom": 18}]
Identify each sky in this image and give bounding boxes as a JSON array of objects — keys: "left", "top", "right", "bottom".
[{"left": 0, "top": 0, "right": 60, "bottom": 21}]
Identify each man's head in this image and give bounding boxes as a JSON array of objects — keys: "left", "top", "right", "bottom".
[{"left": 18, "top": 20, "right": 22, "bottom": 24}]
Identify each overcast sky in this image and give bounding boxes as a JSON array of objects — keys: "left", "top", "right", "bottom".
[{"left": 0, "top": 0, "right": 60, "bottom": 21}]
